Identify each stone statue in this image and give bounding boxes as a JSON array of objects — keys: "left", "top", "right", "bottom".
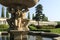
[
  {"left": 0, "top": 0, "right": 39, "bottom": 40},
  {"left": 7, "top": 6, "right": 29, "bottom": 31}
]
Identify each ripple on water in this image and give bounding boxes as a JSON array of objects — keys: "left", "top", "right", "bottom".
[
  {"left": 42, "top": 37, "right": 52, "bottom": 40},
  {"left": 0, "top": 35, "right": 53, "bottom": 40}
]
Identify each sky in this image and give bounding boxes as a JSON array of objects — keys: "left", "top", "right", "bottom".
[{"left": 0, "top": 0, "right": 60, "bottom": 21}]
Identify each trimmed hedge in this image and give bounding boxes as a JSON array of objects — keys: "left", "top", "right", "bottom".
[
  {"left": 41, "top": 25, "right": 55, "bottom": 29},
  {"left": 29, "top": 24, "right": 55, "bottom": 31},
  {"left": 29, "top": 26, "right": 37, "bottom": 30},
  {"left": 50, "top": 28, "right": 60, "bottom": 34},
  {"left": 0, "top": 24, "right": 9, "bottom": 31}
]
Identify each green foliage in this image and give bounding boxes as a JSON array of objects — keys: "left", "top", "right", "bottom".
[
  {"left": 43, "top": 16, "right": 48, "bottom": 21},
  {"left": 34, "top": 4, "right": 43, "bottom": 26},
  {"left": 35, "top": 4, "right": 43, "bottom": 21},
  {"left": 32, "top": 14, "right": 35, "bottom": 20},
  {"left": 41, "top": 25, "right": 55, "bottom": 29},
  {"left": 6, "top": 8, "right": 9, "bottom": 18},
  {"left": 50, "top": 28, "right": 60, "bottom": 34},
  {"left": 0, "top": 24, "right": 9, "bottom": 31},
  {"left": 29, "top": 24, "right": 60, "bottom": 34},
  {"left": 41, "top": 14, "right": 48, "bottom": 21},
  {"left": 34, "top": 4, "right": 48, "bottom": 21},
  {"left": 1, "top": 7, "right": 5, "bottom": 18},
  {"left": 27, "top": 12, "right": 30, "bottom": 19},
  {"left": 35, "top": 4, "right": 45, "bottom": 21},
  {"left": 29, "top": 24, "right": 37, "bottom": 30},
  {"left": 36, "top": 4, "right": 43, "bottom": 11},
  {"left": 57, "top": 21, "right": 60, "bottom": 25},
  {"left": 29, "top": 26, "right": 37, "bottom": 30},
  {"left": 29, "top": 24, "right": 55, "bottom": 30},
  {"left": 55, "top": 21, "right": 60, "bottom": 28}
]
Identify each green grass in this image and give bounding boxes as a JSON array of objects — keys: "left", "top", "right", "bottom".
[
  {"left": 50, "top": 28, "right": 60, "bottom": 34},
  {"left": 0, "top": 24, "right": 9, "bottom": 31},
  {"left": 29, "top": 25, "right": 60, "bottom": 34},
  {"left": 29, "top": 26, "right": 37, "bottom": 30}
]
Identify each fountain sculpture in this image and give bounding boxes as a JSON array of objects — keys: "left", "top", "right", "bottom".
[{"left": 0, "top": 0, "right": 39, "bottom": 40}]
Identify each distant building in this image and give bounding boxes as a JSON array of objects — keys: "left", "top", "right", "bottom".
[
  {"left": 29, "top": 20, "right": 57, "bottom": 26},
  {"left": 0, "top": 18, "right": 8, "bottom": 25},
  {"left": 0, "top": 18, "right": 58, "bottom": 26}
]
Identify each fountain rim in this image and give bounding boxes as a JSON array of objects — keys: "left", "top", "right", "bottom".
[{"left": 0, "top": 0, "right": 39, "bottom": 8}]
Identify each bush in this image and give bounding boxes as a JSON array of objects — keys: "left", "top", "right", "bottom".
[
  {"left": 0, "top": 24, "right": 9, "bottom": 31},
  {"left": 28, "top": 24, "right": 37, "bottom": 30},
  {"left": 55, "top": 22, "right": 60, "bottom": 28},
  {"left": 29, "top": 26, "right": 37, "bottom": 30},
  {"left": 29, "top": 24, "right": 55, "bottom": 31},
  {"left": 55, "top": 25, "right": 60, "bottom": 28},
  {"left": 50, "top": 28, "right": 60, "bottom": 34},
  {"left": 41, "top": 25, "right": 55, "bottom": 29}
]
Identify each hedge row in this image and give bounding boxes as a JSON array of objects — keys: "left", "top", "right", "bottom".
[
  {"left": 0, "top": 24, "right": 9, "bottom": 31},
  {"left": 29, "top": 24, "right": 55, "bottom": 30}
]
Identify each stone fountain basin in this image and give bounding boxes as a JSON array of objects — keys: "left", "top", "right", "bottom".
[{"left": 0, "top": 0, "right": 38, "bottom": 8}]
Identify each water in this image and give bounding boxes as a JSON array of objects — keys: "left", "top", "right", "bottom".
[
  {"left": 0, "top": 35, "right": 52, "bottom": 40},
  {"left": 0, "top": 35, "right": 10, "bottom": 40},
  {"left": 27, "top": 35, "right": 52, "bottom": 40},
  {"left": 42, "top": 37, "right": 52, "bottom": 40}
]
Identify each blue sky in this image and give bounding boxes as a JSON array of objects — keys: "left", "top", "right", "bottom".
[{"left": 0, "top": 0, "right": 60, "bottom": 21}]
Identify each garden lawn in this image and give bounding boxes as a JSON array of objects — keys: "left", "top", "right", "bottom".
[
  {"left": 29, "top": 26, "right": 60, "bottom": 34},
  {"left": 50, "top": 28, "right": 60, "bottom": 34},
  {"left": 0, "top": 24, "right": 9, "bottom": 31}
]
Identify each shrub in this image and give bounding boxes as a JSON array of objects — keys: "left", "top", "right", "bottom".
[
  {"left": 55, "top": 25, "right": 60, "bottom": 28},
  {"left": 0, "top": 24, "right": 9, "bottom": 31},
  {"left": 29, "top": 26, "right": 37, "bottom": 30},
  {"left": 41, "top": 25, "right": 55, "bottom": 29}
]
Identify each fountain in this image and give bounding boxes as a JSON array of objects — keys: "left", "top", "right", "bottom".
[{"left": 0, "top": 0, "right": 39, "bottom": 40}]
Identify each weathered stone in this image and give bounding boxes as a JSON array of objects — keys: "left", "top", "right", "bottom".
[
  {"left": 0, "top": 0, "right": 39, "bottom": 40},
  {"left": 0, "top": 0, "right": 38, "bottom": 8},
  {"left": 10, "top": 30, "right": 28, "bottom": 40}
]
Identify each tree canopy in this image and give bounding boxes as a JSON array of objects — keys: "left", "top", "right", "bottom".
[
  {"left": 33, "top": 4, "right": 48, "bottom": 21},
  {"left": 34, "top": 4, "right": 43, "bottom": 21},
  {"left": 27, "top": 12, "right": 30, "bottom": 19},
  {"left": 6, "top": 8, "right": 9, "bottom": 18},
  {"left": 1, "top": 7, "right": 4, "bottom": 18}
]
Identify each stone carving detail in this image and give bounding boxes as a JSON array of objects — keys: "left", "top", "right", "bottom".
[
  {"left": 0, "top": 0, "right": 39, "bottom": 40},
  {"left": 7, "top": 7, "right": 29, "bottom": 31}
]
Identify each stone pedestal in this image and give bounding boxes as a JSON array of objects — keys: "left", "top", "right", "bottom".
[
  {"left": 10, "top": 30, "right": 28, "bottom": 40},
  {"left": 0, "top": 0, "right": 39, "bottom": 40}
]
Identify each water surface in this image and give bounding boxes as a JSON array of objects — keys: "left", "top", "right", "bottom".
[{"left": 0, "top": 35, "right": 52, "bottom": 40}]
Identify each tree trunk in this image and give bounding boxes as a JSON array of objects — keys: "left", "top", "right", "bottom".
[{"left": 38, "top": 21, "right": 39, "bottom": 26}]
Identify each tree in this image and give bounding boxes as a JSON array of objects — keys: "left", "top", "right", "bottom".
[
  {"left": 27, "top": 12, "right": 30, "bottom": 19},
  {"left": 34, "top": 4, "right": 48, "bottom": 27},
  {"left": 42, "top": 14, "right": 48, "bottom": 21},
  {"left": 6, "top": 8, "right": 9, "bottom": 18},
  {"left": 43, "top": 16, "right": 48, "bottom": 21},
  {"left": 34, "top": 4, "right": 43, "bottom": 26},
  {"left": 32, "top": 14, "right": 35, "bottom": 20},
  {"left": 1, "top": 7, "right": 4, "bottom": 18}
]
